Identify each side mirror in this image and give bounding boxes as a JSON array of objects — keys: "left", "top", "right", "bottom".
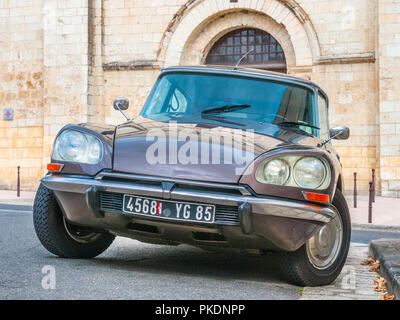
[
  {"left": 318, "top": 126, "right": 350, "bottom": 147},
  {"left": 329, "top": 126, "right": 350, "bottom": 140},
  {"left": 113, "top": 97, "right": 129, "bottom": 111},
  {"left": 113, "top": 97, "right": 131, "bottom": 121}
]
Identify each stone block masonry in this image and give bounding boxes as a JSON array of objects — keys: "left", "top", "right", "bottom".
[{"left": 0, "top": 0, "right": 399, "bottom": 198}]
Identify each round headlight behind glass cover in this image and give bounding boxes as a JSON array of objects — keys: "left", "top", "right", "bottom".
[
  {"left": 293, "top": 157, "right": 326, "bottom": 189},
  {"left": 88, "top": 138, "right": 102, "bottom": 163},
  {"left": 262, "top": 158, "right": 290, "bottom": 185},
  {"left": 56, "top": 130, "right": 87, "bottom": 162}
]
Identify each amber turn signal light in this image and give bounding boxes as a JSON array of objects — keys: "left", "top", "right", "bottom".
[
  {"left": 304, "top": 192, "right": 330, "bottom": 203},
  {"left": 47, "top": 163, "right": 63, "bottom": 172}
]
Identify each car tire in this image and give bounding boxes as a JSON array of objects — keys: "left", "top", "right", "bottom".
[
  {"left": 33, "top": 183, "right": 115, "bottom": 258},
  {"left": 275, "top": 189, "right": 351, "bottom": 287}
]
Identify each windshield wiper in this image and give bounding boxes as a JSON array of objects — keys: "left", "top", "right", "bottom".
[
  {"left": 201, "top": 104, "right": 251, "bottom": 115},
  {"left": 276, "top": 121, "right": 320, "bottom": 130}
]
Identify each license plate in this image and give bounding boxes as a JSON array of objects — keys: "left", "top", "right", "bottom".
[{"left": 122, "top": 195, "right": 215, "bottom": 223}]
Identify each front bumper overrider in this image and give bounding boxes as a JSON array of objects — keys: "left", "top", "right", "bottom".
[{"left": 41, "top": 171, "right": 338, "bottom": 252}]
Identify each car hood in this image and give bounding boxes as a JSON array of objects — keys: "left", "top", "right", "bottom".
[{"left": 112, "top": 116, "right": 321, "bottom": 183}]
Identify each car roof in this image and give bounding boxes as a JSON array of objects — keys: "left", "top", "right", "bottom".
[{"left": 161, "top": 65, "right": 326, "bottom": 96}]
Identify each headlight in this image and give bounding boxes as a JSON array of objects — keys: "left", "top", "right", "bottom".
[
  {"left": 293, "top": 157, "right": 326, "bottom": 189},
  {"left": 52, "top": 130, "right": 103, "bottom": 164},
  {"left": 256, "top": 158, "right": 290, "bottom": 185},
  {"left": 255, "top": 155, "right": 330, "bottom": 189}
]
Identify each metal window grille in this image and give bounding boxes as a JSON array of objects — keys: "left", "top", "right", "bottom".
[{"left": 205, "top": 28, "right": 287, "bottom": 73}]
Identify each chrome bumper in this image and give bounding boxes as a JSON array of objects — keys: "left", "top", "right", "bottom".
[{"left": 41, "top": 172, "right": 337, "bottom": 224}]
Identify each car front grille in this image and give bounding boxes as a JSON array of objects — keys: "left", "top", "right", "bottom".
[{"left": 99, "top": 191, "right": 240, "bottom": 226}]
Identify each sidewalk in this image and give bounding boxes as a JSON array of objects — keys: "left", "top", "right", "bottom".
[
  {"left": 0, "top": 190, "right": 399, "bottom": 227},
  {"left": 345, "top": 195, "right": 400, "bottom": 228},
  {"left": 0, "top": 190, "right": 36, "bottom": 207}
]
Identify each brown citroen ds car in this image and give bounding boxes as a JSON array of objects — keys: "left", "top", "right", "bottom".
[{"left": 33, "top": 66, "right": 351, "bottom": 286}]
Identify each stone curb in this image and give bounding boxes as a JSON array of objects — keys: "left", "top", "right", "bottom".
[
  {"left": 369, "top": 239, "right": 400, "bottom": 300},
  {"left": 352, "top": 223, "right": 400, "bottom": 232},
  {"left": 0, "top": 203, "right": 33, "bottom": 211}
]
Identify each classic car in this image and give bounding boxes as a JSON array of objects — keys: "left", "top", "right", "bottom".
[{"left": 33, "top": 66, "right": 351, "bottom": 286}]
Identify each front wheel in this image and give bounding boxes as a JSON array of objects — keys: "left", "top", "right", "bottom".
[
  {"left": 33, "top": 183, "right": 115, "bottom": 258},
  {"left": 275, "top": 189, "right": 351, "bottom": 286}
]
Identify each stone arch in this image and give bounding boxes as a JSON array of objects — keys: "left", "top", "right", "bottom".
[
  {"left": 160, "top": 0, "right": 320, "bottom": 69},
  {"left": 180, "top": 11, "right": 296, "bottom": 71}
]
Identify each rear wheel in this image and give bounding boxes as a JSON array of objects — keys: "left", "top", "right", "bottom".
[
  {"left": 33, "top": 183, "right": 115, "bottom": 258},
  {"left": 275, "top": 189, "right": 351, "bottom": 286}
]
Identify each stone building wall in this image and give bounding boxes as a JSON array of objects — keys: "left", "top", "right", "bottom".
[
  {"left": 42, "top": 0, "right": 90, "bottom": 168},
  {"left": 0, "top": 0, "right": 44, "bottom": 190},
  {"left": 301, "top": 0, "right": 378, "bottom": 193},
  {"left": 0, "top": 0, "right": 400, "bottom": 197},
  {"left": 377, "top": 0, "right": 400, "bottom": 197}
]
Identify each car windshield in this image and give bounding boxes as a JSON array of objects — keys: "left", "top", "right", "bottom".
[{"left": 141, "top": 72, "right": 319, "bottom": 136}]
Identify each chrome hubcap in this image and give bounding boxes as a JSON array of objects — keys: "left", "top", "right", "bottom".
[
  {"left": 306, "top": 213, "right": 343, "bottom": 270},
  {"left": 63, "top": 217, "right": 101, "bottom": 244}
]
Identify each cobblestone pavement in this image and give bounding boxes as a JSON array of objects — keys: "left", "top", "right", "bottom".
[{"left": 300, "top": 244, "right": 382, "bottom": 300}]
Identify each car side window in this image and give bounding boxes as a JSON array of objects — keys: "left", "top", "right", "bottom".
[
  {"left": 317, "top": 93, "right": 329, "bottom": 140},
  {"left": 275, "top": 86, "right": 316, "bottom": 135},
  {"left": 146, "top": 78, "right": 172, "bottom": 114}
]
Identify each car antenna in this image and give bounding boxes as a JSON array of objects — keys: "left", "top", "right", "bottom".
[{"left": 233, "top": 48, "right": 254, "bottom": 70}]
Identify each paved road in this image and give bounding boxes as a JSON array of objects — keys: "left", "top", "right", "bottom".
[
  {"left": 0, "top": 207, "right": 300, "bottom": 299},
  {"left": 1, "top": 206, "right": 398, "bottom": 300}
]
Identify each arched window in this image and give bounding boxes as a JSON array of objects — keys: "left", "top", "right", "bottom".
[{"left": 205, "top": 28, "right": 287, "bottom": 73}]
